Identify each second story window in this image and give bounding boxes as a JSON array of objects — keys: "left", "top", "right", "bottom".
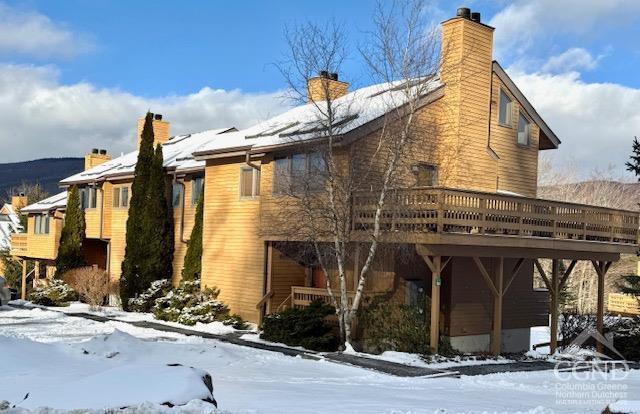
[
  {"left": 34, "top": 214, "right": 50, "bottom": 234},
  {"left": 172, "top": 183, "right": 182, "bottom": 208},
  {"left": 113, "top": 186, "right": 129, "bottom": 208},
  {"left": 498, "top": 89, "right": 512, "bottom": 127},
  {"left": 191, "top": 177, "right": 204, "bottom": 206},
  {"left": 517, "top": 112, "right": 530, "bottom": 146},
  {"left": 79, "top": 187, "right": 97, "bottom": 210},
  {"left": 240, "top": 167, "right": 260, "bottom": 198},
  {"left": 413, "top": 163, "right": 438, "bottom": 187},
  {"left": 273, "top": 153, "right": 327, "bottom": 195}
]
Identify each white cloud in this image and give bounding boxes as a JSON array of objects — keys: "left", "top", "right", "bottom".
[
  {"left": 541, "top": 48, "right": 600, "bottom": 74},
  {"left": 508, "top": 68, "right": 640, "bottom": 176},
  {"left": 0, "top": 3, "right": 93, "bottom": 58},
  {"left": 0, "top": 64, "right": 289, "bottom": 163},
  {"left": 489, "top": 0, "right": 640, "bottom": 60}
]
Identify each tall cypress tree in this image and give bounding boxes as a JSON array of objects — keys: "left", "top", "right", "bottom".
[
  {"left": 120, "top": 112, "right": 156, "bottom": 308},
  {"left": 141, "top": 144, "right": 174, "bottom": 288},
  {"left": 182, "top": 191, "right": 204, "bottom": 282},
  {"left": 55, "top": 185, "right": 86, "bottom": 278}
]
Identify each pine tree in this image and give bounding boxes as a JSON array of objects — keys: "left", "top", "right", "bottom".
[
  {"left": 626, "top": 136, "right": 640, "bottom": 178},
  {"left": 55, "top": 185, "right": 86, "bottom": 278},
  {"left": 140, "top": 144, "right": 174, "bottom": 288},
  {"left": 617, "top": 275, "right": 640, "bottom": 295},
  {"left": 120, "top": 112, "right": 157, "bottom": 308},
  {"left": 182, "top": 191, "right": 204, "bottom": 282}
]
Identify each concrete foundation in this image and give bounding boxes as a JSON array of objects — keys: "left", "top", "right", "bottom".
[{"left": 447, "top": 328, "right": 531, "bottom": 354}]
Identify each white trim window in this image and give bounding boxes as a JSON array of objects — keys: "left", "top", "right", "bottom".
[
  {"left": 498, "top": 89, "right": 512, "bottom": 127},
  {"left": 240, "top": 166, "right": 260, "bottom": 198},
  {"left": 79, "top": 187, "right": 97, "bottom": 210},
  {"left": 113, "top": 186, "right": 129, "bottom": 208},
  {"left": 191, "top": 177, "right": 204, "bottom": 206},
  {"left": 172, "top": 183, "right": 182, "bottom": 208},
  {"left": 517, "top": 111, "right": 530, "bottom": 146},
  {"left": 34, "top": 214, "right": 50, "bottom": 234}
]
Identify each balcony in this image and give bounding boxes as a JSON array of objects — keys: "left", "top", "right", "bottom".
[
  {"left": 9, "top": 233, "right": 28, "bottom": 257},
  {"left": 352, "top": 187, "right": 639, "bottom": 255}
]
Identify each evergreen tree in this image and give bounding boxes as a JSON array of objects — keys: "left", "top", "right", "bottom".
[
  {"left": 55, "top": 185, "right": 86, "bottom": 278},
  {"left": 120, "top": 112, "right": 157, "bottom": 308},
  {"left": 626, "top": 136, "right": 640, "bottom": 178},
  {"left": 182, "top": 191, "right": 204, "bottom": 282},
  {"left": 140, "top": 144, "right": 174, "bottom": 288},
  {"left": 617, "top": 274, "right": 640, "bottom": 295}
]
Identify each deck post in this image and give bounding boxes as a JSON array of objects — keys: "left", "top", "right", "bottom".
[
  {"left": 491, "top": 257, "right": 504, "bottom": 355},
  {"left": 429, "top": 255, "right": 442, "bottom": 354},
  {"left": 550, "top": 259, "right": 560, "bottom": 354},
  {"left": 591, "top": 260, "right": 611, "bottom": 354},
  {"left": 21, "top": 259, "right": 27, "bottom": 300}
]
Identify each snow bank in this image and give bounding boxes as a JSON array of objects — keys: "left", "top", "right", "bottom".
[{"left": 608, "top": 400, "right": 640, "bottom": 414}]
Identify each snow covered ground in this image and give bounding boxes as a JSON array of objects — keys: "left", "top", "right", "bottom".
[{"left": 1, "top": 305, "right": 639, "bottom": 413}]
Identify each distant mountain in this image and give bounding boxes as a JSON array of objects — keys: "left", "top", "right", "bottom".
[{"left": 0, "top": 158, "right": 84, "bottom": 202}]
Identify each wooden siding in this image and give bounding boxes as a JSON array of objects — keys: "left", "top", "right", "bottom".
[
  {"left": 268, "top": 247, "right": 307, "bottom": 312},
  {"left": 201, "top": 158, "right": 265, "bottom": 322},
  {"left": 172, "top": 176, "right": 199, "bottom": 285},
  {"left": 25, "top": 214, "right": 62, "bottom": 260}
]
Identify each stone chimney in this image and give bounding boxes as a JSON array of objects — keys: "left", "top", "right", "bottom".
[
  {"left": 85, "top": 148, "right": 112, "bottom": 170},
  {"left": 11, "top": 194, "right": 27, "bottom": 210},
  {"left": 307, "top": 71, "right": 349, "bottom": 103},
  {"left": 137, "top": 113, "right": 170, "bottom": 149}
]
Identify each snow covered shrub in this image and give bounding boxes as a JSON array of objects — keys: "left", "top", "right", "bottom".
[
  {"left": 358, "top": 293, "right": 430, "bottom": 355},
  {"left": 152, "top": 280, "right": 232, "bottom": 326},
  {"left": 222, "top": 314, "right": 249, "bottom": 330},
  {"left": 261, "top": 300, "right": 338, "bottom": 351},
  {"left": 64, "top": 266, "right": 114, "bottom": 310},
  {"left": 128, "top": 279, "right": 172, "bottom": 312},
  {"left": 29, "top": 279, "right": 78, "bottom": 306}
]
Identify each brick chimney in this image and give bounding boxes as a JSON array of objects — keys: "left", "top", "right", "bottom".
[
  {"left": 85, "top": 148, "right": 112, "bottom": 170},
  {"left": 307, "top": 71, "right": 349, "bottom": 103},
  {"left": 439, "top": 7, "right": 496, "bottom": 192},
  {"left": 11, "top": 193, "right": 27, "bottom": 210},
  {"left": 137, "top": 113, "right": 170, "bottom": 149}
]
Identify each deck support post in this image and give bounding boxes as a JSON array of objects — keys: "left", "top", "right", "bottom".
[
  {"left": 21, "top": 259, "right": 27, "bottom": 300},
  {"left": 416, "top": 246, "right": 452, "bottom": 355},
  {"left": 591, "top": 260, "right": 612, "bottom": 354},
  {"left": 472, "top": 257, "right": 507, "bottom": 355}
]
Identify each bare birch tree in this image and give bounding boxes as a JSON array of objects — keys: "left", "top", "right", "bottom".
[{"left": 273, "top": 0, "right": 442, "bottom": 348}]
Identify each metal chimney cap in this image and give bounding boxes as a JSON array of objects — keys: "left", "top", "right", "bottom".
[
  {"left": 471, "top": 12, "right": 481, "bottom": 23},
  {"left": 91, "top": 148, "right": 99, "bottom": 154},
  {"left": 99, "top": 149, "right": 107, "bottom": 155},
  {"left": 456, "top": 7, "right": 471, "bottom": 19},
  {"left": 154, "top": 113, "right": 163, "bottom": 121},
  {"left": 330, "top": 72, "right": 338, "bottom": 81},
  {"left": 319, "top": 70, "right": 329, "bottom": 78}
]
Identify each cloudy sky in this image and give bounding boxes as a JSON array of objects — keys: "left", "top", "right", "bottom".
[{"left": 0, "top": 0, "right": 638, "bottom": 178}]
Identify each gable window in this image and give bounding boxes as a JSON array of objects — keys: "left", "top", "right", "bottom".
[
  {"left": 273, "top": 153, "right": 327, "bottom": 195},
  {"left": 191, "top": 177, "right": 204, "bottom": 205},
  {"left": 517, "top": 112, "right": 530, "bottom": 146},
  {"left": 172, "top": 183, "right": 182, "bottom": 208},
  {"left": 240, "top": 167, "right": 260, "bottom": 198},
  {"left": 34, "top": 214, "right": 50, "bottom": 235},
  {"left": 413, "top": 163, "right": 438, "bottom": 187},
  {"left": 113, "top": 186, "right": 129, "bottom": 208},
  {"left": 498, "top": 90, "right": 512, "bottom": 127}
]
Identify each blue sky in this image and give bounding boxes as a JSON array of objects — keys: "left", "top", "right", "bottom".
[{"left": 1, "top": 0, "right": 640, "bottom": 178}]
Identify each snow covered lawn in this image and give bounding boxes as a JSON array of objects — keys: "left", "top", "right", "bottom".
[{"left": 1, "top": 305, "right": 639, "bottom": 413}]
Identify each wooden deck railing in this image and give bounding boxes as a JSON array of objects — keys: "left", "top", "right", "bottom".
[
  {"left": 608, "top": 293, "right": 640, "bottom": 315},
  {"left": 9, "top": 233, "right": 28, "bottom": 256},
  {"left": 291, "top": 286, "right": 356, "bottom": 309},
  {"left": 353, "top": 187, "right": 639, "bottom": 245}
]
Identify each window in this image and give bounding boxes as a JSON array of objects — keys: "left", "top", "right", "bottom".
[
  {"left": 498, "top": 90, "right": 512, "bottom": 126},
  {"left": 517, "top": 112, "right": 530, "bottom": 146},
  {"left": 191, "top": 177, "right": 204, "bottom": 205},
  {"left": 240, "top": 167, "right": 260, "bottom": 198},
  {"left": 34, "top": 214, "right": 50, "bottom": 234},
  {"left": 78, "top": 187, "right": 96, "bottom": 209},
  {"left": 413, "top": 163, "right": 438, "bottom": 187},
  {"left": 273, "top": 153, "right": 328, "bottom": 195},
  {"left": 113, "top": 186, "right": 129, "bottom": 208},
  {"left": 172, "top": 183, "right": 182, "bottom": 208}
]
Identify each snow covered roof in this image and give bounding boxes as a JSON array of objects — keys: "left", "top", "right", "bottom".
[
  {"left": 0, "top": 203, "right": 22, "bottom": 250},
  {"left": 193, "top": 78, "right": 443, "bottom": 158},
  {"left": 20, "top": 191, "right": 68, "bottom": 214},
  {"left": 60, "top": 127, "right": 235, "bottom": 185}
]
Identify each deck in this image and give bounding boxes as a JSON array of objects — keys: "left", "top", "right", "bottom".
[{"left": 352, "top": 187, "right": 639, "bottom": 257}]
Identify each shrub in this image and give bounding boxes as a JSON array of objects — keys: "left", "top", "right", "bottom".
[
  {"left": 152, "top": 280, "right": 230, "bottom": 326},
  {"left": 128, "top": 279, "right": 172, "bottom": 312},
  {"left": 29, "top": 279, "right": 77, "bottom": 306},
  {"left": 63, "top": 266, "right": 114, "bottom": 310},
  {"left": 358, "top": 293, "right": 430, "bottom": 355},
  {"left": 223, "top": 314, "right": 250, "bottom": 330},
  {"left": 261, "top": 300, "right": 338, "bottom": 351}
]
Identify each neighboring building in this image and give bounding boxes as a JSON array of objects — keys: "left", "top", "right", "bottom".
[
  {"left": 12, "top": 8, "right": 639, "bottom": 355},
  {"left": 0, "top": 196, "right": 25, "bottom": 251}
]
